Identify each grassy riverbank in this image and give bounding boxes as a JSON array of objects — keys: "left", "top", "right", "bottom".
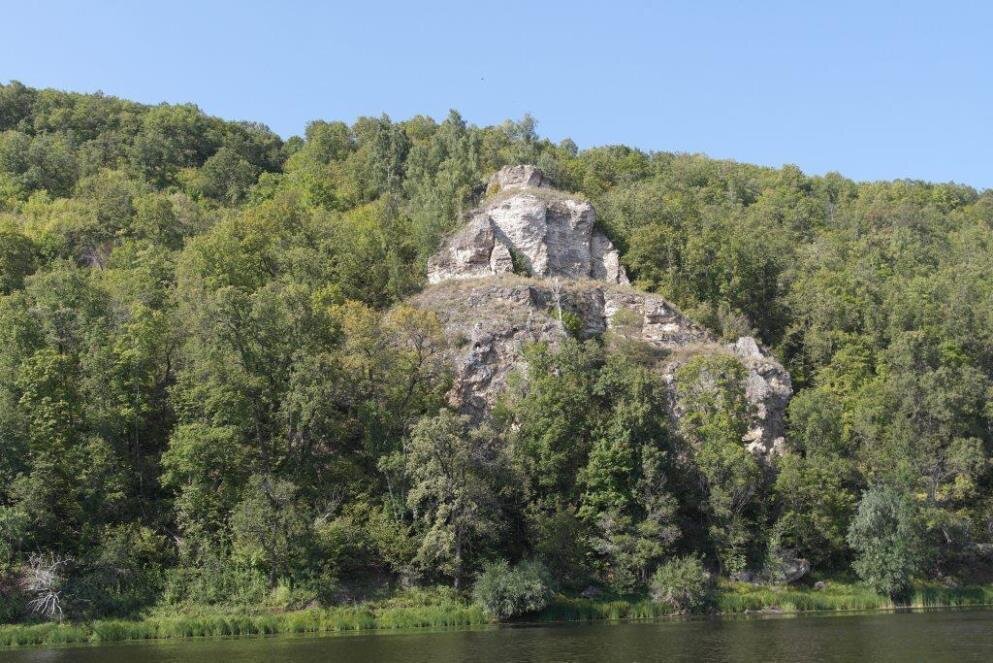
[
  {"left": 538, "top": 581, "right": 993, "bottom": 622},
  {"left": 3, "top": 581, "right": 992, "bottom": 649},
  {"left": 0, "top": 601, "right": 489, "bottom": 649}
]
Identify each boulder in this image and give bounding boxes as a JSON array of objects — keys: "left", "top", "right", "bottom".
[
  {"left": 487, "top": 164, "right": 551, "bottom": 191},
  {"left": 765, "top": 548, "right": 811, "bottom": 584},
  {"left": 732, "top": 570, "right": 759, "bottom": 584},
  {"left": 779, "top": 557, "right": 811, "bottom": 584}
]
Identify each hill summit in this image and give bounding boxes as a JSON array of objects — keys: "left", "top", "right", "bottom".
[{"left": 427, "top": 165, "right": 628, "bottom": 285}]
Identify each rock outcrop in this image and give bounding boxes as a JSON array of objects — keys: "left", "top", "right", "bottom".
[
  {"left": 415, "top": 166, "right": 792, "bottom": 456},
  {"left": 487, "top": 164, "right": 550, "bottom": 191},
  {"left": 427, "top": 166, "right": 628, "bottom": 285}
]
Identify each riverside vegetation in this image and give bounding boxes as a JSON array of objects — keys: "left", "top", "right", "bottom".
[
  {"left": 3, "top": 581, "right": 992, "bottom": 648},
  {"left": 3, "top": 81, "right": 993, "bottom": 644}
]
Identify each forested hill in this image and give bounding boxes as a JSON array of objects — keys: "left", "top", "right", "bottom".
[{"left": 2, "top": 80, "right": 993, "bottom": 622}]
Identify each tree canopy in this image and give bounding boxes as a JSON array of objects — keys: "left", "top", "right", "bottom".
[{"left": 2, "top": 81, "right": 993, "bottom": 620}]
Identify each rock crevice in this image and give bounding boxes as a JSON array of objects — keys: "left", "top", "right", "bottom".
[
  {"left": 428, "top": 167, "right": 628, "bottom": 285},
  {"left": 415, "top": 166, "right": 792, "bottom": 456}
]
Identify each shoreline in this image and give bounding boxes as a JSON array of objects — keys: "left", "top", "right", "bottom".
[{"left": 3, "top": 582, "right": 992, "bottom": 650}]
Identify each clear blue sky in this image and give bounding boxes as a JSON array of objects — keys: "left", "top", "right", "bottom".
[{"left": 3, "top": 0, "right": 991, "bottom": 189}]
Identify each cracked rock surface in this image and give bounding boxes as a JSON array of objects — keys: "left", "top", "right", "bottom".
[
  {"left": 414, "top": 166, "right": 792, "bottom": 456},
  {"left": 427, "top": 166, "right": 628, "bottom": 285}
]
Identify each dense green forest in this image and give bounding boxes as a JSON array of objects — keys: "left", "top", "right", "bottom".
[{"left": 2, "top": 80, "right": 993, "bottom": 624}]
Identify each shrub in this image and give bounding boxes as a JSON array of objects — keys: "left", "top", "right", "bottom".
[
  {"left": 0, "top": 577, "right": 26, "bottom": 623},
  {"left": 473, "top": 560, "right": 552, "bottom": 621},
  {"left": 72, "top": 524, "right": 174, "bottom": 618},
  {"left": 560, "top": 310, "right": 583, "bottom": 338},
  {"left": 263, "top": 579, "right": 317, "bottom": 611},
  {"left": 162, "top": 557, "right": 268, "bottom": 607},
  {"left": 508, "top": 247, "right": 531, "bottom": 276},
  {"left": 649, "top": 556, "right": 711, "bottom": 612}
]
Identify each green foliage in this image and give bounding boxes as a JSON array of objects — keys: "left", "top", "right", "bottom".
[
  {"left": 93, "top": 525, "right": 172, "bottom": 606},
  {"left": 405, "top": 410, "right": 506, "bottom": 588},
  {"left": 507, "top": 341, "right": 680, "bottom": 591},
  {"left": 0, "top": 591, "right": 493, "bottom": 648},
  {"left": 2, "top": 80, "right": 993, "bottom": 631},
  {"left": 161, "top": 424, "right": 249, "bottom": 547},
  {"left": 0, "top": 228, "right": 34, "bottom": 293},
  {"left": 675, "top": 354, "right": 750, "bottom": 447},
  {"left": 509, "top": 340, "right": 604, "bottom": 500},
  {"left": 675, "top": 354, "right": 763, "bottom": 574},
  {"left": 559, "top": 309, "right": 583, "bottom": 338},
  {"left": 191, "top": 147, "right": 259, "bottom": 204},
  {"left": 230, "top": 475, "right": 311, "bottom": 586},
  {"left": 508, "top": 246, "right": 531, "bottom": 276},
  {"left": 162, "top": 558, "right": 269, "bottom": 608},
  {"left": 847, "top": 486, "right": 923, "bottom": 598},
  {"left": 524, "top": 505, "right": 590, "bottom": 591},
  {"left": 649, "top": 556, "right": 711, "bottom": 612},
  {"left": 771, "top": 453, "right": 856, "bottom": 569},
  {"left": 472, "top": 559, "right": 552, "bottom": 620}
]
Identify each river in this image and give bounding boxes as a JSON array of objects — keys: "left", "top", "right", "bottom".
[{"left": 3, "top": 609, "right": 992, "bottom": 662}]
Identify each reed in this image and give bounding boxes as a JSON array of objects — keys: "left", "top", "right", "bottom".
[
  {"left": 2, "top": 581, "right": 991, "bottom": 650},
  {"left": 714, "top": 581, "right": 993, "bottom": 614},
  {"left": 0, "top": 600, "right": 491, "bottom": 648}
]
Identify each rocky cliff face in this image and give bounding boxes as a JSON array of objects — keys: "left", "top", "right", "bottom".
[
  {"left": 427, "top": 165, "right": 628, "bottom": 285},
  {"left": 414, "top": 166, "right": 792, "bottom": 456}
]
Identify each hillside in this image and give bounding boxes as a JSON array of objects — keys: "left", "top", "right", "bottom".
[{"left": 2, "top": 81, "right": 993, "bottom": 623}]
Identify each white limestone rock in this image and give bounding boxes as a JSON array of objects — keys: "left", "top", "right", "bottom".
[
  {"left": 416, "top": 166, "right": 793, "bottom": 458},
  {"left": 411, "top": 278, "right": 793, "bottom": 457},
  {"left": 729, "top": 336, "right": 793, "bottom": 456},
  {"left": 487, "top": 164, "right": 551, "bottom": 191},
  {"left": 427, "top": 166, "right": 629, "bottom": 285}
]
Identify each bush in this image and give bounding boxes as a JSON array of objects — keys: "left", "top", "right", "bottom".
[
  {"left": 263, "top": 579, "right": 317, "bottom": 611},
  {"left": 649, "top": 556, "right": 711, "bottom": 612},
  {"left": 162, "top": 557, "right": 268, "bottom": 607},
  {"left": 0, "top": 577, "right": 26, "bottom": 623},
  {"left": 72, "top": 524, "right": 174, "bottom": 618},
  {"left": 472, "top": 560, "right": 552, "bottom": 621}
]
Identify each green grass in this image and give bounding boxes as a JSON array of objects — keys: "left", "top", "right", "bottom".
[
  {"left": 0, "top": 601, "right": 490, "bottom": 649},
  {"left": 536, "top": 597, "right": 674, "bottom": 622},
  {"left": 536, "top": 581, "right": 993, "bottom": 623},
  {"left": 3, "top": 581, "right": 992, "bottom": 650},
  {"left": 713, "top": 580, "right": 993, "bottom": 614}
]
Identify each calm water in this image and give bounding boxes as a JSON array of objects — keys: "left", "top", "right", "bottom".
[{"left": 4, "top": 610, "right": 993, "bottom": 663}]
